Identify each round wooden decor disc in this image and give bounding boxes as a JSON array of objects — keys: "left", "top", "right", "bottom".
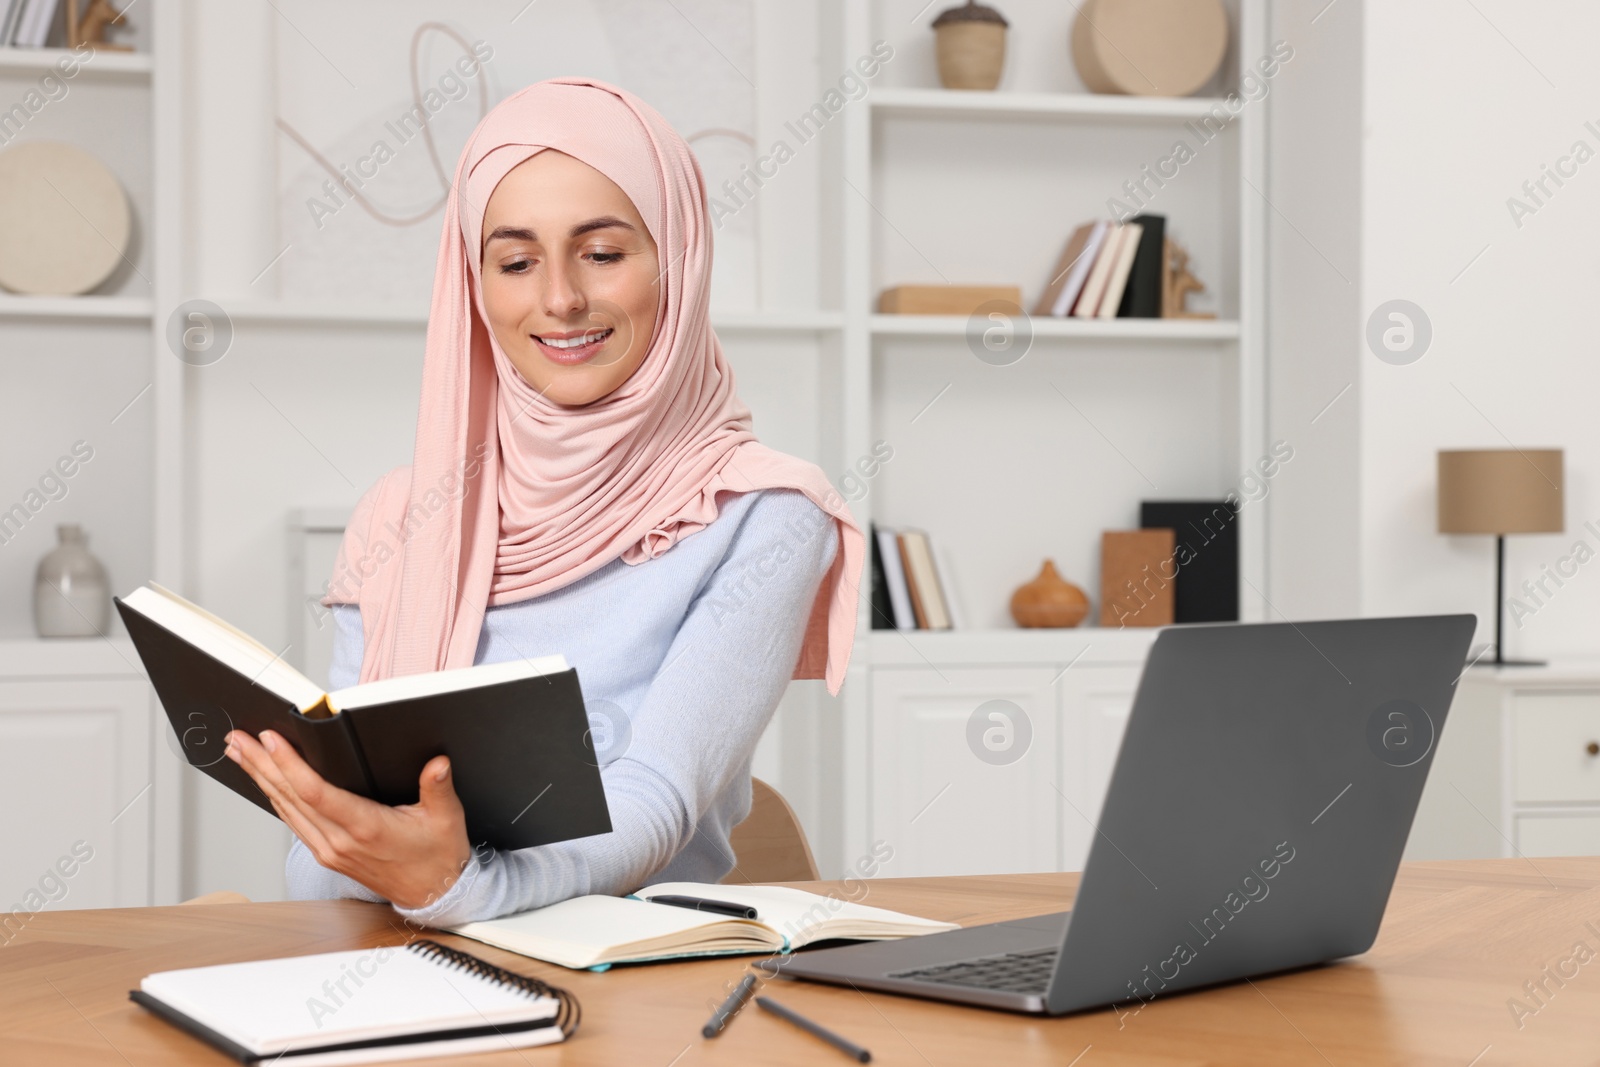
[
  {"left": 0, "top": 140, "right": 131, "bottom": 295},
  {"left": 1071, "top": 0, "right": 1229, "bottom": 97}
]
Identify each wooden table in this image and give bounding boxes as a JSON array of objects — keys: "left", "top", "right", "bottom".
[{"left": 6, "top": 858, "right": 1600, "bottom": 1065}]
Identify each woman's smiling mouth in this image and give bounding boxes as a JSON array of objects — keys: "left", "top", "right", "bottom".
[{"left": 533, "top": 326, "right": 614, "bottom": 364}]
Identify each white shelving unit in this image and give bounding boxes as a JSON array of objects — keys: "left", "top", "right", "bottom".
[
  {"left": 834, "top": 0, "right": 1265, "bottom": 876},
  {"left": 0, "top": 7, "right": 181, "bottom": 907}
]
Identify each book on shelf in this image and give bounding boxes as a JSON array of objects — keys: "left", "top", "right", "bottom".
[
  {"left": 11, "top": 0, "right": 59, "bottom": 47},
  {"left": 1036, "top": 213, "right": 1170, "bottom": 320},
  {"left": 870, "top": 525, "right": 955, "bottom": 630},
  {"left": 868, "top": 521, "right": 897, "bottom": 629},
  {"left": 131, "top": 939, "right": 579, "bottom": 1064},
  {"left": 931, "top": 536, "right": 968, "bottom": 629},
  {"left": 874, "top": 525, "right": 916, "bottom": 630},
  {"left": 113, "top": 582, "right": 611, "bottom": 851},
  {"left": 1099, "top": 528, "right": 1177, "bottom": 628},
  {"left": 1117, "top": 214, "right": 1167, "bottom": 318},
  {"left": 1096, "top": 220, "right": 1144, "bottom": 318},
  {"left": 1071, "top": 222, "right": 1126, "bottom": 317},
  {"left": 1033, "top": 220, "right": 1108, "bottom": 318},
  {"left": 900, "top": 529, "right": 951, "bottom": 629},
  {"left": 896, "top": 530, "right": 928, "bottom": 627},
  {"left": 1141, "top": 498, "right": 1239, "bottom": 622},
  {"left": 0, "top": 0, "right": 26, "bottom": 46},
  {"left": 446, "top": 881, "right": 960, "bottom": 971}
]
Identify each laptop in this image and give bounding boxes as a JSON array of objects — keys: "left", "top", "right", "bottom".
[{"left": 759, "top": 614, "right": 1476, "bottom": 1015}]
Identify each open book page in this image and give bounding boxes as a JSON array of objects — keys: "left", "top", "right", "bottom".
[
  {"left": 330, "top": 653, "right": 570, "bottom": 712},
  {"left": 447, "top": 894, "right": 781, "bottom": 970},
  {"left": 639, "top": 882, "right": 961, "bottom": 947},
  {"left": 448, "top": 884, "right": 962, "bottom": 970},
  {"left": 122, "top": 582, "right": 569, "bottom": 717},
  {"left": 122, "top": 584, "right": 327, "bottom": 713}
]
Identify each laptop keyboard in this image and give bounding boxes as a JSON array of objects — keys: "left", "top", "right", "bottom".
[{"left": 889, "top": 946, "right": 1058, "bottom": 994}]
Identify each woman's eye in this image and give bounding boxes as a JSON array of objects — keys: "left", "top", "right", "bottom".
[
  {"left": 499, "top": 259, "right": 533, "bottom": 275},
  {"left": 588, "top": 252, "right": 623, "bottom": 265}
]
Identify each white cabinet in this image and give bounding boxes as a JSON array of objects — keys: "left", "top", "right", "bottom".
[
  {"left": 1057, "top": 666, "right": 1142, "bottom": 871},
  {"left": 1411, "top": 665, "right": 1600, "bottom": 861},
  {"left": 869, "top": 667, "right": 1061, "bottom": 878},
  {"left": 859, "top": 631, "right": 1153, "bottom": 879},
  {"left": 0, "top": 642, "right": 159, "bottom": 914},
  {"left": 1510, "top": 692, "right": 1600, "bottom": 804},
  {"left": 860, "top": 645, "right": 1600, "bottom": 876}
]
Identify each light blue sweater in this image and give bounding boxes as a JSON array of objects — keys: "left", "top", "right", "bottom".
[{"left": 284, "top": 487, "right": 839, "bottom": 927}]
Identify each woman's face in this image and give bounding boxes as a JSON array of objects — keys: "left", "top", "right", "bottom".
[{"left": 479, "top": 150, "right": 659, "bottom": 406}]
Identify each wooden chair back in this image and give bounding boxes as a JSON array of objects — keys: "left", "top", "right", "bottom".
[
  {"left": 179, "top": 890, "right": 252, "bottom": 905},
  {"left": 722, "top": 777, "right": 820, "bottom": 884}
]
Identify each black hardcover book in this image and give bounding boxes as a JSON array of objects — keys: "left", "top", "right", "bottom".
[
  {"left": 1139, "top": 499, "right": 1239, "bottom": 622},
  {"left": 115, "top": 584, "right": 611, "bottom": 850},
  {"left": 868, "top": 521, "right": 896, "bottom": 629},
  {"left": 1117, "top": 213, "right": 1166, "bottom": 319}
]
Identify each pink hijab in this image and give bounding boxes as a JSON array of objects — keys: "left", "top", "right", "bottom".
[{"left": 321, "top": 77, "right": 863, "bottom": 697}]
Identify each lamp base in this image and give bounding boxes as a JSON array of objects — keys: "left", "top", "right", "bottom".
[{"left": 1491, "top": 656, "right": 1547, "bottom": 668}]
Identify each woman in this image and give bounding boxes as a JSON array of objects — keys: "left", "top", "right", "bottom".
[{"left": 221, "top": 77, "right": 864, "bottom": 928}]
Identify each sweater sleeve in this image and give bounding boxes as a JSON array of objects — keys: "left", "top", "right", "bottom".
[
  {"left": 283, "top": 600, "right": 387, "bottom": 905},
  {"left": 285, "top": 488, "right": 840, "bottom": 924}
]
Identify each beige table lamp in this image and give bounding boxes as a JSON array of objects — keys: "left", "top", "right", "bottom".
[{"left": 1437, "top": 448, "right": 1564, "bottom": 666}]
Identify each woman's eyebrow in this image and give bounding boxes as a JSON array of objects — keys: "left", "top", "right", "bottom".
[{"left": 484, "top": 216, "right": 638, "bottom": 244}]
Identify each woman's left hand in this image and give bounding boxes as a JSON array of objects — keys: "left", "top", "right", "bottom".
[{"left": 223, "top": 729, "right": 474, "bottom": 910}]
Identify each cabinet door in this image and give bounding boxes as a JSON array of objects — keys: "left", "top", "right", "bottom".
[
  {"left": 1512, "top": 692, "right": 1600, "bottom": 803},
  {"left": 0, "top": 679, "right": 152, "bottom": 917},
  {"left": 1058, "top": 666, "right": 1142, "bottom": 872},
  {"left": 869, "top": 667, "right": 1059, "bottom": 878}
]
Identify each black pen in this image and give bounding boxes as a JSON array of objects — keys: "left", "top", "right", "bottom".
[
  {"left": 702, "top": 972, "right": 758, "bottom": 1038},
  {"left": 755, "top": 995, "right": 872, "bottom": 1063},
  {"left": 643, "top": 894, "right": 758, "bottom": 920}
]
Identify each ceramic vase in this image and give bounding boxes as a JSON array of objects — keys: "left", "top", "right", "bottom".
[
  {"left": 1009, "top": 558, "right": 1089, "bottom": 628},
  {"left": 34, "top": 523, "right": 110, "bottom": 637}
]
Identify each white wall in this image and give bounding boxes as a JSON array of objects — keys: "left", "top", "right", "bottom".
[
  {"left": 1359, "top": 1, "right": 1600, "bottom": 658},
  {"left": 1264, "top": 0, "right": 1361, "bottom": 620},
  {"left": 1266, "top": 0, "right": 1600, "bottom": 661}
]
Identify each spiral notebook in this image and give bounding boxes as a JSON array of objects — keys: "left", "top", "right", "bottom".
[{"left": 130, "top": 939, "right": 579, "bottom": 1065}]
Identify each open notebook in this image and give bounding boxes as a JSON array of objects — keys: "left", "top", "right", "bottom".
[
  {"left": 131, "top": 940, "right": 579, "bottom": 1065},
  {"left": 446, "top": 881, "right": 961, "bottom": 971},
  {"left": 114, "top": 582, "right": 611, "bottom": 851}
]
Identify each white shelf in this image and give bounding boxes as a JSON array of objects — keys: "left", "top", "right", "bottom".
[
  {"left": 0, "top": 295, "right": 153, "bottom": 321},
  {"left": 870, "top": 87, "right": 1238, "bottom": 123},
  {"left": 0, "top": 47, "right": 152, "bottom": 78},
  {"left": 869, "top": 626, "right": 1160, "bottom": 667},
  {"left": 714, "top": 311, "right": 843, "bottom": 332},
  {"left": 227, "top": 300, "right": 843, "bottom": 333},
  {"left": 0, "top": 637, "right": 143, "bottom": 678},
  {"left": 871, "top": 314, "right": 1238, "bottom": 341},
  {"left": 227, "top": 300, "right": 428, "bottom": 327}
]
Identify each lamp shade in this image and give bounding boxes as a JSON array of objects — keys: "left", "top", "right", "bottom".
[{"left": 1437, "top": 449, "right": 1564, "bottom": 535}]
